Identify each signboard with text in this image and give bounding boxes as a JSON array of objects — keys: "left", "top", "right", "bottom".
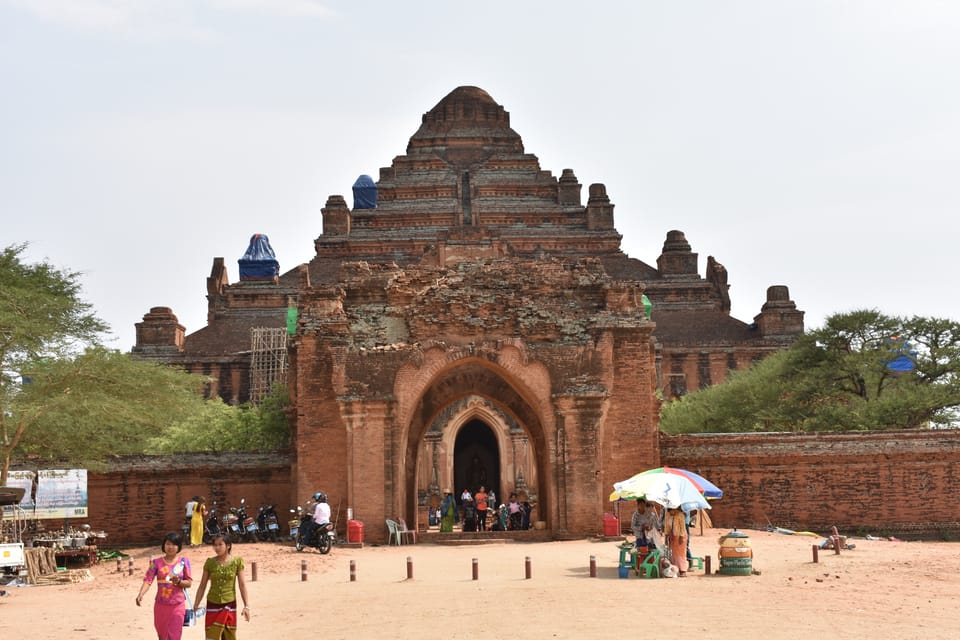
[
  {"left": 33, "top": 469, "right": 88, "bottom": 519},
  {"left": 2, "top": 470, "right": 35, "bottom": 515}
]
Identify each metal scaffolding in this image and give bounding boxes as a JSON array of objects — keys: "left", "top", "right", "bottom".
[{"left": 249, "top": 327, "right": 288, "bottom": 404}]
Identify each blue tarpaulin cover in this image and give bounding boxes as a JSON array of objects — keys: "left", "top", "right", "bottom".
[
  {"left": 238, "top": 233, "right": 279, "bottom": 279},
  {"left": 352, "top": 174, "right": 378, "bottom": 209},
  {"left": 883, "top": 336, "right": 917, "bottom": 373}
]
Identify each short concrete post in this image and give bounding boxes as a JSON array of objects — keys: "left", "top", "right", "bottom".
[
  {"left": 350, "top": 560, "right": 356, "bottom": 582},
  {"left": 128, "top": 557, "right": 134, "bottom": 576},
  {"left": 525, "top": 556, "right": 531, "bottom": 579},
  {"left": 472, "top": 557, "right": 478, "bottom": 581},
  {"left": 705, "top": 555, "right": 711, "bottom": 575},
  {"left": 250, "top": 561, "right": 258, "bottom": 582},
  {"left": 812, "top": 544, "right": 819, "bottom": 563},
  {"left": 116, "top": 557, "right": 123, "bottom": 573},
  {"left": 406, "top": 556, "right": 413, "bottom": 580},
  {"left": 300, "top": 559, "right": 308, "bottom": 581},
  {"left": 589, "top": 555, "right": 597, "bottom": 578}
]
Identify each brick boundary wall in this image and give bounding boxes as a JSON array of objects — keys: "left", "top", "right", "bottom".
[
  {"left": 659, "top": 429, "right": 960, "bottom": 539},
  {"left": 19, "top": 431, "right": 960, "bottom": 546},
  {"left": 21, "top": 452, "right": 294, "bottom": 547}
]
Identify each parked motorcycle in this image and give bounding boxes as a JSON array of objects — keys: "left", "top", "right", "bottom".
[
  {"left": 288, "top": 506, "right": 303, "bottom": 541},
  {"left": 203, "top": 503, "right": 224, "bottom": 543},
  {"left": 222, "top": 505, "right": 242, "bottom": 539},
  {"left": 295, "top": 511, "right": 335, "bottom": 554},
  {"left": 234, "top": 498, "right": 259, "bottom": 542},
  {"left": 256, "top": 503, "right": 281, "bottom": 542}
]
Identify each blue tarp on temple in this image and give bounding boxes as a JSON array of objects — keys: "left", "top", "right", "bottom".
[
  {"left": 883, "top": 336, "right": 917, "bottom": 373},
  {"left": 238, "top": 233, "right": 280, "bottom": 279},
  {"left": 352, "top": 174, "right": 378, "bottom": 209}
]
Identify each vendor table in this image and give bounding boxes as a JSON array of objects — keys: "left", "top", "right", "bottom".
[{"left": 54, "top": 548, "right": 99, "bottom": 567}]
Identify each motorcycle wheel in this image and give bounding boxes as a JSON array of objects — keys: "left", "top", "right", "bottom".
[
  {"left": 318, "top": 535, "right": 331, "bottom": 555},
  {"left": 295, "top": 531, "right": 304, "bottom": 552}
]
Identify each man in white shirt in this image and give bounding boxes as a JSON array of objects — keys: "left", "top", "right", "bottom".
[{"left": 312, "top": 492, "right": 331, "bottom": 525}]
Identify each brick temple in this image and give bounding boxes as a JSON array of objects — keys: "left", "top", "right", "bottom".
[{"left": 133, "top": 86, "right": 803, "bottom": 538}]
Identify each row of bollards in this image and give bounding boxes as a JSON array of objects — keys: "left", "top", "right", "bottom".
[
  {"left": 309, "top": 556, "right": 549, "bottom": 582},
  {"left": 124, "top": 553, "right": 746, "bottom": 583}
]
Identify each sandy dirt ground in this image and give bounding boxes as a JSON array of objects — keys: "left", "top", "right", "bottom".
[{"left": 2, "top": 527, "right": 958, "bottom": 640}]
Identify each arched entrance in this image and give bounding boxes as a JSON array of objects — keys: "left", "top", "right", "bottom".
[
  {"left": 411, "top": 392, "right": 542, "bottom": 529},
  {"left": 400, "top": 354, "right": 555, "bottom": 532},
  {"left": 454, "top": 419, "right": 500, "bottom": 504}
]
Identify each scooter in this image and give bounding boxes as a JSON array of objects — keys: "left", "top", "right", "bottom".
[
  {"left": 295, "top": 510, "right": 335, "bottom": 554},
  {"left": 256, "top": 503, "right": 281, "bottom": 542}
]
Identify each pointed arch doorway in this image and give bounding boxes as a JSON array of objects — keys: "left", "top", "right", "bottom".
[
  {"left": 454, "top": 419, "right": 500, "bottom": 505},
  {"left": 412, "top": 390, "right": 543, "bottom": 531}
]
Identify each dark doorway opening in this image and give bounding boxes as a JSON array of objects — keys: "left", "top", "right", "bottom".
[{"left": 453, "top": 419, "right": 499, "bottom": 508}]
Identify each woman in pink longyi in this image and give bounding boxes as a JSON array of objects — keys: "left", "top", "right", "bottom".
[{"left": 136, "top": 531, "right": 193, "bottom": 640}]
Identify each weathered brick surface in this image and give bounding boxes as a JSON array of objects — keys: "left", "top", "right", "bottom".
[
  {"left": 660, "top": 430, "right": 960, "bottom": 537},
  {"left": 49, "top": 453, "right": 292, "bottom": 546},
  {"left": 70, "top": 429, "right": 960, "bottom": 545},
  {"left": 129, "top": 86, "right": 808, "bottom": 544}
]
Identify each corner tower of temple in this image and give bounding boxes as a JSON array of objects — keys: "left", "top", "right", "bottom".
[{"left": 134, "top": 86, "right": 803, "bottom": 542}]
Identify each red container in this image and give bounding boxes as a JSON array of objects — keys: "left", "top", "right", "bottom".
[
  {"left": 347, "top": 520, "right": 364, "bottom": 543},
  {"left": 603, "top": 512, "right": 620, "bottom": 537}
]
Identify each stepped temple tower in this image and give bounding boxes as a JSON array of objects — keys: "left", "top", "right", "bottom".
[{"left": 134, "top": 86, "right": 803, "bottom": 539}]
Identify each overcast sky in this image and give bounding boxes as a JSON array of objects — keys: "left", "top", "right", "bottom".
[{"left": 3, "top": 1, "right": 958, "bottom": 351}]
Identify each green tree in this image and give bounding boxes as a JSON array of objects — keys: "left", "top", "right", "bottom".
[
  {"left": 1, "top": 244, "right": 109, "bottom": 483},
  {"left": 659, "top": 310, "right": 960, "bottom": 434},
  {"left": 147, "top": 384, "right": 291, "bottom": 454},
  {"left": 1, "top": 244, "right": 289, "bottom": 482},
  {"left": 10, "top": 347, "right": 209, "bottom": 473}
]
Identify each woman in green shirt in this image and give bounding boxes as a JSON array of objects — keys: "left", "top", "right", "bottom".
[{"left": 193, "top": 535, "right": 250, "bottom": 639}]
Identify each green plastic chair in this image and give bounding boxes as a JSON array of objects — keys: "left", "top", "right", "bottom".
[{"left": 638, "top": 549, "right": 662, "bottom": 578}]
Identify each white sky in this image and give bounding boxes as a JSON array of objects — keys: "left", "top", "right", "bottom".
[{"left": 3, "top": 1, "right": 958, "bottom": 351}]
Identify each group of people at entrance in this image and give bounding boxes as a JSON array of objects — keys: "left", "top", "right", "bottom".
[
  {"left": 438, "top": 487, "right": 534, "bottom": 533},
  {"left": 631, "top": 498, "right": 696, "bottom": 577}
]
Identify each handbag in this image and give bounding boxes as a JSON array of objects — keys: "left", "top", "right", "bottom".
[{"left": 183, "top": 589, "right": 205, "bottom": 627}]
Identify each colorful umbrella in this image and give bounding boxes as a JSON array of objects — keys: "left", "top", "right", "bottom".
[
  {"left": 609, "top": 472, "right": 711, "bottom": 510},
  {"left": 638, "top": 466, "right": 723, "bottom": 500}
]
